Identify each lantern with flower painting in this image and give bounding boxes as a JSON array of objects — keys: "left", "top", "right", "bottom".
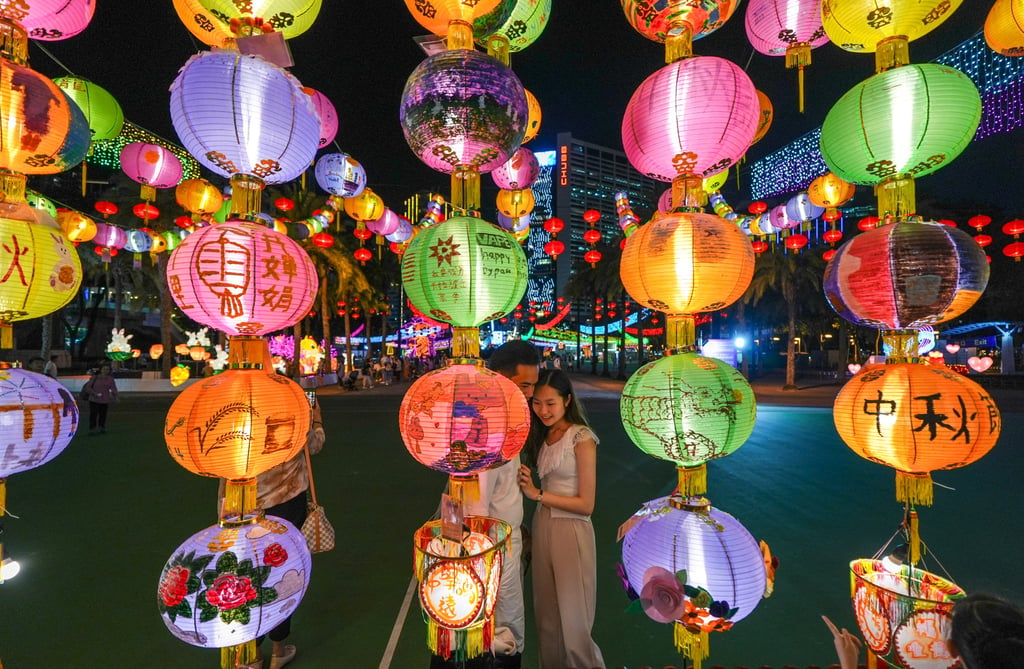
[
  {"left": 403, "top": 0, "right": 515, "bottom": 38},
  {"left": 621, "top": 0, "right": 740, "bottom": 43},
  {"left": 491, "top": 148, "right": 540, "bottom": 190}
]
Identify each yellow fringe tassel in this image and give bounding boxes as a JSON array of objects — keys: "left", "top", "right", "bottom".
[
  {"left": 425, "top": 619, "right": 488, "bottom": 661},
  {"left": 677, "top": 464, "right": 707, "bottom": 497},
  {"left": 220, "top": 639, "right": 258, "bottom": 668},
  {"left": 674, "top": 622, "right": 709, "bottom": 669},
  {"left": 908, "top": 509, "right": 921, "bottom": 565},
  {"left": 449, "top": 476, "right": 480, "bottom": 505},
  {"left": 895, "top": 472, "right": 933, "bottom": 507}
]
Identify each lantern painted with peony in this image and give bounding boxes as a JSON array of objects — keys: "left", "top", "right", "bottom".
[
  {"left": 398, "top": 362, "right": 531, "bottom": 500},
  {"left": 834, "top": 362, "right": 1000, "bottom": 505},
  {"left": 302, "top": 87, "right": 338, "bottom": 148},
  {"left": 808, "top": 172, "right": 855, "bottom": 208},
  {"left": 413, "top": 516, "right": 510, "bottom": 660},
  {"left": 522, "top": 88, "right": 542, "bottom": 144},
  {"left": 169, "top": 49, "right": 321, "bottom": 186},
  {"left": 14, "top": 0, "right": 95, "bottom": 41},
  {"left": 491, "top": 148, "right": 540, "bottom": 190},
  {"left": 822, "top": 0, "right": 962, "bottom": 54},
  {"left": 165, "top": 219, "right": 318, "bottom": 336},
  {"left": 404, "top": 0, "right": 515, "bottom": 38},
  {"left": 621, "top": 212, "right": 755, "bottom": 315},
  {"left": 985, "top": 0, "right": 1024, "bottom": 56},
  {"left": 620, "top": 0, "right": 740, "bottom": 42},
  {"left": 745, "top": 0, "right": 828, "bottom": 111},
  {"left": 849, "top": 558, "right": 964, "bottom": 669},
  {"left": 315, "top": 152, "right": 367, "bottom": 198},
  {"left": 620, "top": 352, "right": 756, "bottom": 495},
  {"left": 478, "top": 0, "right": 551, "bottom": 52},
  {"left": 621, "top": 495, "right": 769, "bottom": 669},
  {"left": 157, "top": 514, "right": 311, "bottom": 648},
  {"left": 172, "top": 0, "right": 322, "bottom": 47},
  {"left": 0, "top": 209, "right": 82, "bottom": 323},
  {"left": 0, "top": 369, "right": 78, "bottom": 481},
  {"left": 53, "top": 76, "right": 123, "bottom": 141},
  {"left": 823, "top": 220, "right": 989, "bottom": 329}
]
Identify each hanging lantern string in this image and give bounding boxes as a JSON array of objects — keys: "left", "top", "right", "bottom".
[
  {"left": 0, "top": 504, "right": 19, "bottom": 519},
  {"left": 27, "top": 41, "right": 76, "bottom": 76}
]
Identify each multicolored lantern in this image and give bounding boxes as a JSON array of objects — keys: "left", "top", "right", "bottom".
[
  {"left": 53, "top": 76, "right": 124, "bottom": 141},
  {"left": 985, "top": 0, "right": 1024, "bottom": 56},
  {"left": 822, "top": 0, "right": 962, "bottom": 54},
  {"left": 172, "top": 0, "right": 322, "bottom": 47},
  {"left": 403, "top": 0, "right": 515, "bottom": 38},
  {"left": 620, "top": 0, "right": 740, "bottom": 42},
  {"left": 157, "top": 515, "right": 311, "bottom": 648},
  {"left": 165, "top": 219, "right": 318, "bottom": 336},
  {"left": 491, "top": 147, "right": 540, "bottom": 190},
  {"left": 315, "top": 152, "right": 367, "bottom": 198},
  {"left": 0, "top": 368, "right": 78, "bottom": 480},
  {"left": 0, "top": 64, "right": 72, "bottom": 174}
]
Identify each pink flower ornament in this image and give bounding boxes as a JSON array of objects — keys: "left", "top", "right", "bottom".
[{"left": 639, "top": 566, "right": 688, "bottom": 623}]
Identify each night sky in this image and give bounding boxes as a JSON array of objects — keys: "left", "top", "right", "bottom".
[{"left": 30, "top": 1, "right": 1019, "bottom": 218}]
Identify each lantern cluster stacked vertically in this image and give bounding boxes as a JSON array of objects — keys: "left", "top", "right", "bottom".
[{"left": 615, "top": 6, "right": 770, "bottom": 667}]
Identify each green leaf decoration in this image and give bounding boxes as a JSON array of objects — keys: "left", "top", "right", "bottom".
[
  {"left": 192, "top": 554, "right": 214, "bottom": 573},
  {"left": 198, "top": 599, "right": 218, "bottom": 623},
  {"left": 237, "top": 558, "right": 255, "bottom": 576},
  {"left": 253, "top": 565, "right": 272, "bottom": 587},
  {"left": 215, "top": 551, "right": 239, "bottom": 574},
  {"left": 626, "top": 598, "right": 646, "bottom": 614},
  {"left": 202, "top": 569, "right": 218, "bottom": 587},
  {"left": 675, "top": 569, "right": 688, "bottom": 586},
  {"left": 727, "top": 607, "right": 739, "bottom": 619},
  {"left": 186, "top": 574, "right": 202, "bottom": 596},
  {"left": 177, "top": 601, "right": 193, "bottom": 619},
  {"left": 257, "top": 587, "right": 279, "bottom": 606},
  {"left": 684, "top": 585, "right": 700, "bottom": 598}
]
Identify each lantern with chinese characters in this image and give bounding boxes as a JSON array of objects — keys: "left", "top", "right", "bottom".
[
  {"left": 822, "top": 0, "right": 962, "bottom": 56},
  {"left": 849, "top": 558, "right": 964, "bottom": 669},
  {"left": 399, "top": 362, "right": 531, "bottom": 500},
  {"left": 302, "top": 87, "right": 337, "bottom": 148},
  {"left": 491, "top": 147, "right": 540, "bottom": 190},
  {"left": 808, "top": 172, "right": 855, "bottom": 208},
  {"left": 165, "top": 220, "right": 317, "bottom": 336},
  {"left": 1, "top": 64, "right": 72, "bottom": 173},
  {"left": 986, "top": 0, "right": 1024, "bottom": 56},
  {"left": 53, "top": 76, "right": 123, "bottom": 141},
  {"left": 172, "top": 0, "right": 322, "bottom": 48},
  {"left": 620, "top": 0, "right": 740, "bottom": 42},
  {"left": 621, "top": 495, "right": 769, "bottom": 669},
  {"left": 403, "top": 0, "right": 515, "bottom": 38},
  {"left": 413, "top": 516, "right": 510, "bottom": 660},
  {"left": 477, "top": 0, "right": 551, "bottom": 52},
  {"left": 823, "top": 220, "right": 989, "bottom": 329},
  {"left": 14, "top": 0, "right": 95, "bottom": 41},
  {"left": 621, "top": 352, "right": 756, "bottom": 495},
  {"left": 834, "top": 361, "right": 1000, "bottom": 505},
  {"left": 157, "top": 514, "right": 311, "bottom": 649},
  {"left": 745, "top": 0, "right": 828, "bottom": 112}
]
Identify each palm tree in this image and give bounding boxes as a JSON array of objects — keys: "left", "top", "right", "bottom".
[{"left": 563, "top": 240, "right": 624, "bottom": 375}]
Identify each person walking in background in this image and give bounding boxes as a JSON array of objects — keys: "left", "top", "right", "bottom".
[
  {"left": 44, "top": 356, "right": 58, "bottom": 378},
  {"left": 26, "top": 357, "right": 46, "bottom": 374},
  {"left": 81, "top": 363, "right": 118, "bottom": 435},
  {"left": 518, "top": 369, "right": 605, "bottom": 669}
]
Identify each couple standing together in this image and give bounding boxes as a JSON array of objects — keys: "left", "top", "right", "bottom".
[{"left": 434, "top": 340, "right": 604, "bottom": 669}]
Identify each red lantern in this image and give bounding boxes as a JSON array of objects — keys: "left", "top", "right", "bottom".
[
  {"left": 95, "top": 201, "right": 118, "bottom": 216},
  {"left": 544, "top": 240, "right": 565, "bottom": 258},
  {"left": 748, "top": 201, "right": 768, "bottom": 214},
  {"left": 1003, "top": 241, "right": 1024, "bottom": 260},
  {"left": 750, "top": 240, "right": 769, "bottom": 254},
  {"left": 784, "top": 233, "right": 808, "bottom": 250},
  {"left": 967, "top": 214, "right": 992, "bottom": 230},
  {"left": 353, "top": 227, "right": 373, "bottom": 240},
  {"left": 132, "top": 203, "right": 160, "bottom": 220},
  {"left": 390, "top": 241, "right": 405, "bottom": 255},
  {"left": 94, "top": 246, "right": 118, "bottom": 256},
  {"left": 583, "top": 229, "right": 601, "bottom": 244},
  {"left": 937, "top": 219, "right": 957, "bottom": 227},
  {"left": 974, "top": 234, "right": 992, "bottom": 247},
  {"left": 857, "top": 216, "right": 879, "bottom": 231},
  {"left": 543, "top": 217, "right": 564, "bottom": 235},
  {"left": 175, "top": 215, "right": 193, "bottom": 229},
  {"left": 822, "top": 207, "right": 841, "bottom": 222},
  {"left": 354, "top": 248, "right": 373, "bottom": 263},
  {"left": 275, "top": 197, "right": 295, "bottom": 212},
  {"left": 823, "top": 248, "right": 837, "bottom": 262},
  {"left": 584, "top": 249, "right": 602, "bottom": 264},
  {"left": 1002, "top": 219, "right": 1024, "bottom": 238},
  {"left": 823, "top": 229, "right": 844, "bottom": 244},
  {"left": 312, "top": 232, "right": 334, "bottom": 248},
  {"left": 583, "top": 209, "right": 600, "bottom": 223}
]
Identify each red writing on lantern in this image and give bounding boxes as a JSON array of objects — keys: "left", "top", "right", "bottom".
[{"left": 0, "top": 234, "right": 29, "bottom": 286}]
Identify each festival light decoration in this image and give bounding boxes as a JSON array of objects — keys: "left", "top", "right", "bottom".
[
  {"left": 0, "top": 368, "right": 78, "bottom": 490},
  {"left": 491, "top": 147, "right": 540, "bottom": 190},
  {"left": 744, "top": 0, "right": 828, "bottom": 112},
  {"left": 404, "top": 0, "right": 514, "bottom": 37},
  {"left": 176, "top": 178, "right": 224, "bottom": 218},
  {"left": 172, "top": 0, "right": 323, "bottom": 48},
  {"left": 477, "top": 0, "right": 550, "bottom": 53},
  {"left": 808, "top": 172, "right": 855, "bottom": 208}
]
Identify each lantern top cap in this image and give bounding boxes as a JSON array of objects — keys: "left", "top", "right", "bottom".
[{"left": 668, "top": 494, "right": 711, "bottom": 511}]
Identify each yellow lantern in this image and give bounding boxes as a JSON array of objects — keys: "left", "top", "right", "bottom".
[
  {"left": 808, "top": 172, "right": 856, "bottom": 208},
  {"left": 170, "top": 364, "right": 190, "bottom": 386},
  {"left": 344, "top": 188, "right": 384, "bottom": 222},
  {"left": 0, "top": 210, "right": 82, "bottom": 323},
  {"left": 57, "top": 210, "right": 97, "bottom": 243},
  {"left": 523, "top": 88, "right": 542, "bottom": 143},
  {"left": 175, "top": 178, "right": 223, "bottom": 215},
  {"left": 822, "top": 0, "right": 963, "bottom": 56},
  {"left": 496, "top": 189, "right": 535, "bottom": 218},
  {"left": 702, "top": 169, "right": 728, "bottom": 194}
]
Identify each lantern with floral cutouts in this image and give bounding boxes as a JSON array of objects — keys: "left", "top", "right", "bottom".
[
  {"left": 404, "top": 0, "right": 515, "bottom": 38},
  {"left": 157, "top": 514, "right": 311, "bottom": 648},
  {"left": 621, "top": 495, "right": 769, "bottom": 669},
  {"left": 986, "top": 0, "right": 1024, "bottom": 56},
  {"left": 744, "top": 0, "right": 828, "bottom": 112},
  {"left": 165, "top": 219, "right": 318, "bottom": 336},
  {"left": 172, "top": 0, "right": 322, "bottom": 48},
  {"left": 53, "top": 76, "right": 124, "bottom": 141},
  {"left": 315, "top": 152, "right": 367, "bottom": 198},
  {"left": 620, "top": 0, "right": 740, "bottom": 43},
  {"left": 11, "top": 0, "right": 95, "bottom": 41}
]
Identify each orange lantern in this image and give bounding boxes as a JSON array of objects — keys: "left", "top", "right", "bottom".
[
  {"left": 751, "top": 89, "right": 773, "bottom": 145},
  {"left": 150, "top": 344, "right": 165, "bottom": 359},
  {"left": 169, "top": 364, "right": 190, "bottom": 387},
  {"left": 985, "top": 0, "right": 1024, "bottom": 57},
  {"left": 57, "top": 210, "right": 98, "bottom": 243},
  {"left": 175, "top": 178, "right": 223, "bottom": 215},
  {"left": 808, "top": 172, "right": 855, "bottom": 208},
  {"left": 495, "top": 189, "right": 534, "bottom": 218},
  {"left": 344, "top": 188, "right": 384, "bottom": 222},
  {"left": 188, "top": 345, "right": 207, "bottom": 361},
  {"left": 0, "top": 60, "right": 73, "bottom": 175}
]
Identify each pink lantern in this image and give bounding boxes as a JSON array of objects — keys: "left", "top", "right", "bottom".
[
  {"left": 621, "top": 56, "right": 759, "bottom": 181},
  {"left": 15, "top": 0, "right": 95, "bottom": 41},
  {"left": 366, "top": 208, "right": 401, "bottom": 237},
  {"left": 491, "top": 147, "right": 540, "bottom": 190},
  {"left": 0, "top": 370, "right": 78, "bottom": 479},
  {"left": 165, "top": 219, "right": 318, "bottom": 336},
  {"left": 169, "top": 50, "right": 320, "bottom": 184},
  {"left": 120, "top": 142, "right": 184, "bottom": 188},
  {"left": 769, "top": 204, "right": 797, "bottom": 230},
  {"left": 93, "top": 222, "right": 128, "bottom": 249},
  {"left": 303, "top": 87, "right": 339, "bottom": 148},
  {"left": 745, "top": 0, "right": 829, "bottom": 56},
  {"left": 657, "top": 188, "right": 673, "bottom": 214}
]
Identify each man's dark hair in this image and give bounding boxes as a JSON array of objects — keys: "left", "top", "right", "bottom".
[
  {"left": 487, "top": 340, "right": 540, "bottom": 375},
  {"left": 28, "top": 356, "right": 45, "bottom": 365}
]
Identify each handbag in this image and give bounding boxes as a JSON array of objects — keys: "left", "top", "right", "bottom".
[{"left": 300, "top": 443, "right": 335, "bottom": 552}]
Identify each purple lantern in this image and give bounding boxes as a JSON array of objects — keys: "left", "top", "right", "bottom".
[
  {"left": 120, "top": 142, "right": 184, "bottom": 189},
  {"left": 17, "top": 0, "right": 95, "bottom": 41},
  {"left": 496, "top": 212, "right": 530, "bottom": 233},
  {"left": 169, "top": 50, "right": 320, "bottom": 185},
  {"left": 314, "top": 152, "right": 366, "bottom": 198},
  {"left": 400, "top": 49, "right": 527, "bottom": 174},
  {"left": 784, "top": 192, "right": 824, "bottom": 223},
  {"left": 0, "top": 370, "right": 78, "bottom": 479},
  {"left": 367, "top": 208, "right": 401, "bottom": 237},
  {"left": 492, "top": 147, "right": 540, "bottom": 190},
  {"left": 769, "top": 204, "right": 798, "bottom": 230},
  {"left": 304, "top": 87, "right": 338, "bottom": 148},
  {"left": 93, "top": 223, "right": 128, "bottom": 249}
]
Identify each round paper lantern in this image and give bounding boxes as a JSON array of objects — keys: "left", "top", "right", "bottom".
[
  {"left": 124, "top": 229, "right": 153, "bottom": 253},
  {"left": 172, "top": 0, "right": 322, "bottom": 47},
  {"left": 386, "top": 217, "right": 414, "bottom": 243},
  {"left": 749, "top": 90, "right": 773, "bottom": 146},
  {"left": 496, "top": 189, "right": 535, "bottom": 218},
  {"left": 0, "top": 369, "right": 78, "bottom": 478},
  {"left": 849, "top": 559, "right": 964, "bottom": 669},
  {"left": 25, "top": 190, "right": 57, "bottom": 217},
  {"left": 834, "top": 363, "right": 1000, "bottom": 504},
  {"left": 169, "top": 50, "right": 321, "bottom": 184},
  {"left": 522, "top": 88, "right": 542, "bottom": 144},
  {"left": 822, "top": 0, "right": 963, "bottom": 53},
  {"left": 93, "top": 222, "right": 128, "bottom": 249},
  {"left": 399, "top": 362, "right": 530, "bottom": 478},
  {"left": 491, "top": 147, "right": 540, "bottom": 190},
  {"left": 622, "top": 212, "right": 755, "bottom": 314},
  {"left": 57, "top": 210, "right": 97, "bottom": 242},
  {"left": 621, "top": 496, "right": 767, "bottom": 663},
  {"left": 17, "top": 0, "right": 95, "bottom": 41},
  {"left": 621, "top": 0, "right": 740, "bottom": 42},
  {"left": 314, "top": 152, "right": 367, "bottom": 198},
  {"left": 784, "top": 233, "right": 809, "bottom": 250},
  {"left": 120, "top": 143, "right": 184, "bottom": 189},
  {"left": 400, "top": 49, "right": 527, "bottom": 175},
  {"left": 165, "top": 365, "right": 311, "bottom": 479},
  {"left": 477, "top": 0, "right": 551, "bottom": 52},
  {"left": 745, "top": 0, "right": 828, "bottom": 56},
  {"left": 702, "top": 169, "right": 728, "bottom": 194},
  {"left": 176, "top": 179, "right": 224, "bottom": 215},
  {"left": 367, "top": 209, "right": 402, "bottom": 237},
  {"left": 51, "top": 88, "right": 91, "bottom": 171},
  {"left": 986, "top": 0, "right": 1024, "bottom": 56},
  {"left": 823, "top": 229, "right": 844, "bottom": 244},
  {"left": 808, "top": 172, "right": 855, "bottom": 207},
  {"left": 622, "top": 56, "right": 760, "bottom": 181},
  {"left": 496, "top": 212, "right": 530, "bottom": 234},
  {"left": 158, "top": 515, "right": 311, "bottom": 648},
  {"left": 543, "top": 217, "right": 563, "bottom": 234},
  {"left": 0, "top": 215, "right": 82, "bottom": 322},
  {"left": 0, "top": 65, "right": 71, "bottom": 174},
  {"left": 543, "top": 239, "right": 564, "bottom": 257},
  {"left": 53, "top": 76, "right": 123, "bottom": 141},
  {"left": 750, "top": 240, "right": 769, "bottom": 254},
  {"left": 401, "top": 216, "right": 528, "bottom": 327},
  {"left": 820, "top": 64, "right": 980, "bottom": 185},
  {"left": 404, "top": 0, "right": 515, "bottom": 37},
  {"left": 343, "top": 188, "right": 384, "bottom": 222},
  {"left": 823, "top": 220, "right": 989, "bottom": 329},
  {"left": 785, "top": 192, "right": 824, "bottom": 223},
  {"left": 303, "top": 87, "right": 338, "bottom": 148},
  {"left": 165, "top": 219, "right": 318, "bottom": 336}
]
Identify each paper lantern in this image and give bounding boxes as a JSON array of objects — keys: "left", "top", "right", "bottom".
[
  {"left": 124, "top": 229, "right": 153, "bottom": 253},
  {"left": 150, "top": 344, "right": 165, "bottom": 359},
  {"left": 400, "top": 49, "right": 527, "bottom": 175},
  {"left": 834, "top": 363, "right": 1000, "bottom": 505},
  {"left": 387, "top": 217, "right": 414, "bottom": 243},
  {"left": 176, "top": 179, "right": 224, "bottom": 215},
  {"left": 823, "top": 229, "right": 844, "bottom": 244},
  {"left": 522, "top": 88, "right": 541, "bottom": 144},
  {"left": 93, "top": 222, "right": 128, "bottom": 249},
  {"left": 491, "top": 147, "right": 540, "bottom": 190},
  {"left": 169, "top": 50, "right": 320, "bottom": 184},
  {"left": 622, "top": 56, "right": 759, "bottom": 181},
  {"left": 480, "top": 0, "right": 551, "bottom": 52},
  {"left": 120, "top": 143, "right": 184, "bottom": 189},
  {"left": 367, "top": 209, "right": 402, "bottom": 237},
  {"left": 414, "top": 517, "right": 510, "bottom": 660},
  {"left": 343, "top": 188, "right": 384, "bottom": 222},
  {"left": 0, "top": 215, "right": 82, "bottom": 323},
  {"left": 495, "top": 189, "right": 534, "bottom": 218},
  {"left": 750, "top": 90, "right": 773, "bottom": 145},
  {"left": 620, "top": 0, "right": 740, "bottom": 42},
  {"left": 165, "top": 219, "right": 318, "bottom": 336},
  {"left": 403, "top": 0, "right": 515, "bottom": 37},
  {"left": 621, "top": 212, "right": 755, "bottom": 314},
  {"left": 808, "top": 172, "right": 855, "bottom": 207},
  {"left": 57, "top": 210, "right": 97, "bottom": 242},
  {"left": 622, "top": 495, "right": 768, "bottom": 665},
  {"left": 543, "top": 239, "right": 564, "bottom": 257},
  {"left": 172, "top": 0, "right": 322, "bottom": 47},
  {"left": 53, "top": 76, "right": 123, "bottom": 141},
  {"left": 401, "top": 216, "right": 528, "bottom": 327},
  {"left": 849, "top": 558, "right": 964, "bottom": 669},
  {"left": 15, "top": 0, "right": 95, "bottom": 41},
  {"left": 313, "top": 152, "right": 366, "bottom": 198},
  {"left": 165, "top": 366, "right": 311, "bottom": 479},
  {"left": 822, "top": 0, "right": 963, "bottom": 53},
  {"left": 985, "top": 0, "right": 1024, "bottom": 56},
  {"left": 620, "top": 352, "right": 756, "bottom": 493},
  {"left": 301, "top": 87, "right": 338, "bottom": 148},
  {"left": 0, "top": 64, "right": 72, "bottom": 174},
  {"left": 820, "top": 64, "right": 980, "bottom": 185},
  {"left": 158, "top": 230, "right": 178, "bottom": 252},
  {"left": 745, "top": 0, "right": 828, "bottom": 56},
  {"left": 51, "top": 88, "right": 91, "bottom": 171},
  {"left": 823, "top": 220, "right": 989, "bottom": 329},
  {"left": 785, "top": 192, "right": 824, "bottom": 223},
  {"left": 158, "top": 515, "right": 311, "bottom": 648},
  {"left": 0, "top": 369, "right": 78, "bottom": 479}
]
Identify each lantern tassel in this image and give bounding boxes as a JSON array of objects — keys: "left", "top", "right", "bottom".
[
  {"left": 677, "top": 464, "right": 707, "bottom": 497},
  {"left": 674, "top": 622, "right": 709, "bottom": 669},
  {"left": 449, "top": 475, "right": 480, "bottom": 505},
  {"left": 220, "top": 639, "right": 258, "bottom": 669},
  {"left": 895, "top": 472, "right": 933, "bottom": 507},
  {"left": 797, "top": 66, "right": 805, "bottom": 114},
  {"left": 426, "top": 619, "right": 490, "bottom": 661},
  {"left": 907, "top": 509, "right": 922, "bottom": 565}
]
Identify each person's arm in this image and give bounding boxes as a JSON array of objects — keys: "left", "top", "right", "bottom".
[
  {"left": 518, "top": 430, "right": 597, "bottom": 516},
  {"left": 822, "top": 615, "right": 862, "bottom": 669}
]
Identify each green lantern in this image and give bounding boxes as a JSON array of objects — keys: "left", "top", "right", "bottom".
[
  {"left": 53, "top": 76, "right": 125, "bottom": 141},
  {"left": 620, "top": 351, "right": 756, "bottom": 496},
  {"left": 25, "top": 189, "right": 57, "bottom": 218},
  {"left": 820, "top": 63, "right": 980, "bottom": 186},
  {"left": 402, "top": 216, "right": 527, "bottom": 355},
  {"left": 478, "top": 0, "right": 551, "bottom": 52}
]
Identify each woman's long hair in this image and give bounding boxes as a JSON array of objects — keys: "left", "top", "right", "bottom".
[{"left": 523, "top": 369, "right": 589, "bottom": 466}]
